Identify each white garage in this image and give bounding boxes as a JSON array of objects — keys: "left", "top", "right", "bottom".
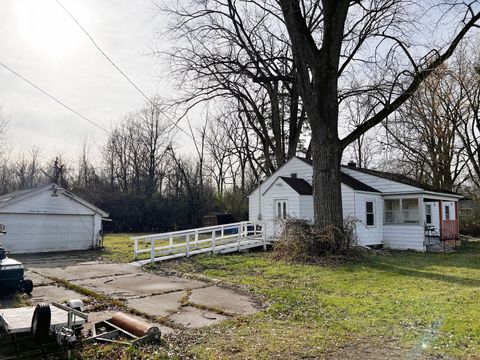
[{"left": 0, "top": 184, "right": 109, "bottom": 254}]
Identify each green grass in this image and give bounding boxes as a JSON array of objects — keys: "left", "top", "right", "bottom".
[
  {"left": 100, "top": 232, "right": 245, "bottom": 264},
  {"left": 100, "top": 234, "right": 480, "bottom": 359}
]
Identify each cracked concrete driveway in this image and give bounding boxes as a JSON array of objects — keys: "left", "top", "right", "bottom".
[{"left": 15, "top": 252, "right": 259, "bottom": 331}]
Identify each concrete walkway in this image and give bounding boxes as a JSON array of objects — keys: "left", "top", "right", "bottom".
[{"left": 13, "top": 255, "right": 258, "bottom": 332}]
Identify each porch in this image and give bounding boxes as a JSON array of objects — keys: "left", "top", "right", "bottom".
[{"left": 383, "top": 195, "right": 460, "bottom": 252}]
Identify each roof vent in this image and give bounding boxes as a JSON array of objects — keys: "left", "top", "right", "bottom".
[{"left": 347, "top": 161, "right": 357, "bottom": 168}]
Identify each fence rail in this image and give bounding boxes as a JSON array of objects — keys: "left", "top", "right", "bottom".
[{"left": 132, "top": 221, "right": 266, "bottom": 263}]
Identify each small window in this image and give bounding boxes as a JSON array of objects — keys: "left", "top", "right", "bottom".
[
  {"left": 425, "top": 204, "right": 432, "bottom": 224},
  {"left": 460, "top": 208, "right": 473, "bottom": 216},
  {"left": 445, "top": 205, "right": 451, "bottom": 220},
  {"left": 366, "top": 201, "right": 375, "bottom": 226},
  {"left": 290, "top": 173, "right": 297, "bottom": 178}
]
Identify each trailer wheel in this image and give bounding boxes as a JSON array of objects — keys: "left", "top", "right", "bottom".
[
  {"left": 20, "top": 278, "right": 33, "bottom": 294},
  {"left": 31, "top": 303, "right": 51, "bottom": 342}
]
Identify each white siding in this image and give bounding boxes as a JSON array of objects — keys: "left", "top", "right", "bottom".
[
  {"left": 262, "top": 178, "right": 301, "bottom": 238},
  {"left": 354, "top": 192, "right": 384, "bottom": 246},
  {"left": 248, "top": 157, "right": 313, "bottom": 223},
  {"left": 299, "top": 195, "right": 313, "bottom": 221},
  {"left": 342, "top": 184, "right": 355, "bottom": 218},
  {"left": 442, "top": 201, "right": 456, "bottom": 221},
  {"left": 93, "top": 213, "right": 103, "bottom": 247},
  {"left": 383, "top": 225, "right": 425, "bottom": 251},
  {"left": 0, "top": 191, "right": 95, "bottom": 215},
  {"left": 342, "top": 167, "right": 420, "bottom": 193},
  {"left": 1, "top": 213, "right": 95, "bottom": 254},
  {"left": 424, "top": 201, "right": 440, "bottom": 231}
]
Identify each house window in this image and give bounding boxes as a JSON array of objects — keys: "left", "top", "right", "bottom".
[
  {"left": 459, "top": 208, "right": 473, "bottom": 216},
  {"left": 366, "top": 201, "right": 375, "bottom": 226},
  {"left": 445, "top": 205, "right": 451, "bottom": 220},
  {"left": 384, "top": 199, "right": 420, "bottom": 224},
  {"left": 290, "top": 173, "right": 297, "bottom": 178},
  {"left": 425, "top": 204, "right": 432, "bottom": 224}
]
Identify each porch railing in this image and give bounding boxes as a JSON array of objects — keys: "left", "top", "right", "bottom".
[{"left": 131, "top": 221, "right": 265, "bottom": 263}]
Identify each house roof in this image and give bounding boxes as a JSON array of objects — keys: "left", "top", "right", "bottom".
[
  {"left": 0, "top": 184, "right": 109, "bottom": 217},
  {"left": 340, "top": 173, "right": 380, "bottom": 193},
  {"left": 296, "top": 157, "right": 379, "bottom": 193},
  {"left": 279, "top": 177, "right": 312, "bottom": 195},
  {"left": 296, "top": 156, "right": 460, "bottom": 196},
  {"left": 342, "top": 166, "right": 460, "bottom": 195}
]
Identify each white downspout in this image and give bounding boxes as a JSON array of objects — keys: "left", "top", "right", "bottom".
[{"left": 257, "top": 181, "right": 262, "bottom": 221}]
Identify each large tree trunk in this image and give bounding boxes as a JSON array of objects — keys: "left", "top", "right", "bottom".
[{"left": 311, "top": 130, "right": 343, "bottom": 230}]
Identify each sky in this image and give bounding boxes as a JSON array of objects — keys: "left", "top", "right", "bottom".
[{"left": 0, "top": 0, "right": 179, "bottom": 163}]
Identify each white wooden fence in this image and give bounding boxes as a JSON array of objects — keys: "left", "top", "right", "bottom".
[{"left": 131, "top": 221, "right": 266, "bottom": 263}]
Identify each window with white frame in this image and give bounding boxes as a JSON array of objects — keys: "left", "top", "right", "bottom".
[
  {"left": 445, "top": 205, "right": 451, "bottom": 220},
  {"left": 425, "top": 204, "right": 432, "bottom": 224},
  {"left": 384, "top": 199, "right": 420, "bottom": 224},
  {"left": 366, "top": 201, "right": 375, "bottom": 226}
]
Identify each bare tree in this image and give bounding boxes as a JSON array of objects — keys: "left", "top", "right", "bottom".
[
  {"left": 274, "top": 0, "right": 480, "bottom": 236},
  {"left": 160, "top": 0, "right": 308, "bottom": 173},
  {"left": 384, "top": 64, "right": 468, "bottom": 191}
]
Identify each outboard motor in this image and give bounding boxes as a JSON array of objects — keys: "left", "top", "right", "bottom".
[{"left": 0, "top": 225, "right": 33, "bottom": 294}]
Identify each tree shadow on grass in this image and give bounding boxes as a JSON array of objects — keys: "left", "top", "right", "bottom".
[{"left": 364, "top": 261, "right": 480, "bottom": 287}]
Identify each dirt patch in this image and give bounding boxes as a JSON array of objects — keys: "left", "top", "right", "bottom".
[{"left": 325, "top": 337, "right": 405, "bottom": 360}]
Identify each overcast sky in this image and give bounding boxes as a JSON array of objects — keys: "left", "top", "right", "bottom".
[{"left": 0, "top": 0, "right": 179, "bottom": 163}]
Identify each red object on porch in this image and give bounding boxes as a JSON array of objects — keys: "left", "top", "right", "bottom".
[{"left": 441, "top": 220, "right": 459, "bottom": 240}]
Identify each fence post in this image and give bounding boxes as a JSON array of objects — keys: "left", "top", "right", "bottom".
[
  {"left": 195, "top": 230, "right": 199, "bottom": 246},
  {"left": 237, "top": 225, "right": 242, "bottom": 251},
  {"left": 134, "top": 238, "right": 138, "bottom": 260},
  {"left": 169, "top": 236, "right": 173, "bottom": 250},
  {"left": 186, "top": 234, "right": 190, "bottom": 257},
  {"left": 221, "top": 226, "right": 224, "bottom": 242},
  {"left": 150, "top": 240, "right": 155, "bottom": 263},
  {"left": 212, "top": 230, "right": 216, "bottom": 253}
]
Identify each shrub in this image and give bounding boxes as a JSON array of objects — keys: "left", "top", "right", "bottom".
[{"left": 271, "top": 217, "right": 359, "bottom": 262}]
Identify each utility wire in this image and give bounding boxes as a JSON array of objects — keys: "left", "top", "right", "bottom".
[
  {"left": 55, "top": 0, "right": 194, "bottom": 140},
  {"left": 0, "top": 61, "right": 109, "bottom": 133}
]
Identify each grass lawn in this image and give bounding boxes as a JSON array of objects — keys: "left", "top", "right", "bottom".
[{"left": 101, "top": 234, "right": 480, "bottom": 359}]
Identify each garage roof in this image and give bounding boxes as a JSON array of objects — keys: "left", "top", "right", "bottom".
[{"left": 0, "top": 184, "right": 109, "bottom": 217}]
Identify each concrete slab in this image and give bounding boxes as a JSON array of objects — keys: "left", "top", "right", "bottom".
[
  {"left": 30, "top": 263, "right": 140, "bottom": 281},
  {"left": 126, "top": 291, "right": 187, "bottom": 317},
  {"left": 189, "top": 286, "right": 258, "bottom": 315},
  {"left": 25, "top": 270, "right": 54, "bottom": 286},
  {"left": 169, "top": 306, "right": 229, "bottom": 328},
  {"left": 85, "top": 311, "right": 176, "bottom": 335},
  {"left": 73, "top": 273, "right": 205, "bottom": 298},
  {"left": 30, "top": 285, "right": 86, "bottom": 304}
]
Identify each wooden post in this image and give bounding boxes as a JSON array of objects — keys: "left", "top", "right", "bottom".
[
  {"left": 439, "top": 200, "right": 443, "bottom": 241},
  {"left": 150, "top": 240, "right": 155, "bottom": 263},
  {"left": 186, "top": 234, "right": 190, "bottom": 257},
  {"left": 169, "top": 236, "right": 173, "bottom": 249},
  {"left": 212, "top": 230, "right": 216, "bottom": 253},
  {"left": 134, "top": 239, "right": 138, "bottom": 260},
  {"left": 237, "top": 225, "right": 242, "bottom": 251},
  {"left": 195, "top": 230, "right": 199, "bottom": 246},
  {"left": 455, "top": 200, "right": 460, "bottom": 244}
]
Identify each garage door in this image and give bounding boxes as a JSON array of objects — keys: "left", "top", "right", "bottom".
[{"left": 0, "top": 214, "right": 94, "bottom": 254}]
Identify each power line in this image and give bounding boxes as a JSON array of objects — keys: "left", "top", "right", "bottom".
[
  {"left": 55, "top": 0, "right": 194, "bottom": 140},
  {"left": 0, "top": 61, "right": 109, "bottom": 134}
]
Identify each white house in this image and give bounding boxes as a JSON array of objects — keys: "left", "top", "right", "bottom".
[
  {"left": 248, "top": 157, "right": 462, "bottom": 252},
  {"left": 0, "top": 184, "right": 109, "bottom": 254}
]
